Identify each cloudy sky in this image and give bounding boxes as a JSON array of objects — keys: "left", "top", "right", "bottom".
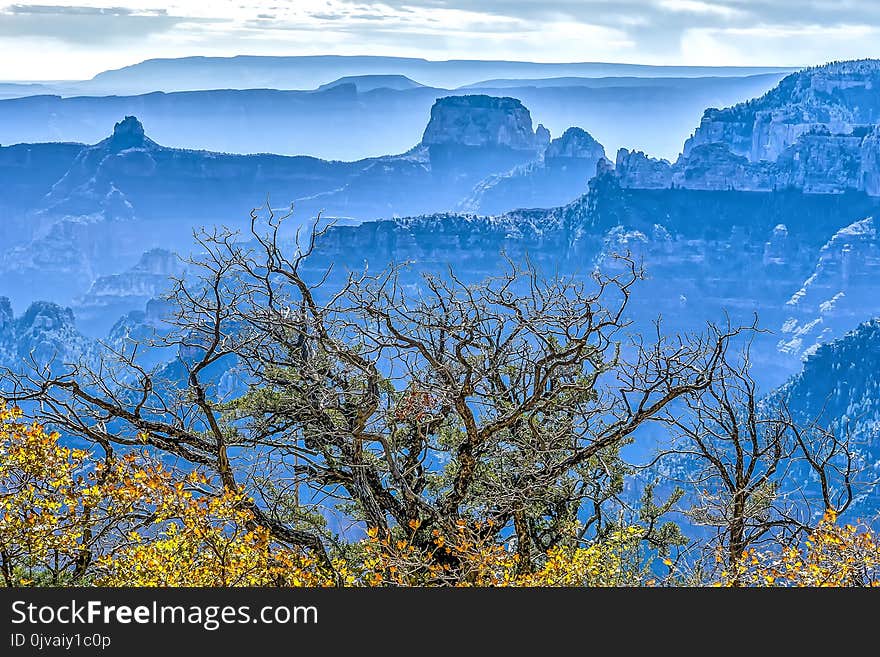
[{"left": 1, "top": 1, "right": 879, "bottom": 80}]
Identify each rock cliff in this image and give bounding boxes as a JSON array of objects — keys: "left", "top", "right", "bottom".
[
  {"left": 615, "top": 149, "right": 673, "bottom": 189},
  {"left": 0, "top": 99, "right": 560, "bottom": 308},
  {"left": 300, "top": 175, "right": 880, "bottom": 389},
  {"left": 617, "top": 60, "right": 880, "bottom": 195},
  {"left": 684, "top": 59, "right": 880, "bottom": 161}
]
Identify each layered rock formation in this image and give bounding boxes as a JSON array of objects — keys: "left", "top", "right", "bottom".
[
  {"left": 3, "top": 96, "right": 558, "bottom": 253},
  {"left": 15, "top": 170, "right": 880, "bottom": 398},
  {"left": 617, "top": 60, "right": 880, "bottom": 195},
  {"left": 0, "top": 97, "right": 563, "bottom": 309},
  {"left": 9, "top": 60, "right": 880, "bottom": 395},
  {"left": 615, "top": 149, "right": 673, "bottom": 189},
  {"left": 544, "top": 127, "right": 605, "bottom": 161},
  {"left": 777, "top": 317, "right": 880, "bottom": 436},
  {"left": 299, "top": 171, "right": 880, "bottom": 388},
  {"left": 684, "top": 60, "right": 880, "bottom": 160}
]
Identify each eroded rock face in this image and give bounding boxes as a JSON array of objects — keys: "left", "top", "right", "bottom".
[
  {"left": 421, "top": 95, "right": 540, "bottom": 150},
  {"left": 774, "top": 126, "right": 867, "bottom": 193},
  {"left": 861, "top": 126, "right": 880, "bottom": 195},
  {"left": 535, "top": 124, "right": 551, "bottom": 150},
  {"left": 772, "top": 318, "right": 880, "bottom": 516},
  {"left": 73, "top": 248, "right": 185, "bottom": 336},
  {"left": 639, "top": 60, "right": 880, "bottom": 195},
  {"left": 684, "top": 60, "right": 880, "bottom": 161},
  {"left": 3, "top": 103, "right": 558, "bottom": 309},
  {"left": 300, "top": 177, "right": 880, "bottom": 386},
  {"left": 673, "top": 143, "right": 775, "bottom": 191},
  {"left": 545, "top": 128, "right": 605, "bottom": 161},
  {"left": 615, "top": 149, "right": 673, "bottom": 189}
]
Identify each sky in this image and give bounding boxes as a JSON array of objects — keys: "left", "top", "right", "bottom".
[{"left": 1, "top": 1, "right": 880, "bottom": 80}]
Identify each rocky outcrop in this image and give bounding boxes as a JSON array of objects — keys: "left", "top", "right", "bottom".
[
  {"left": 304, "top": 177, "right": 880, "bottom": 385},
  {"left": 615, "top": 149, "right": 673, "bottom": 189},
  {"left": 544, "top": 128, "right": 605, "bottom": 161},
  {"left": 535, "top": 124, "right": 551, "bottom": 150},
  {"left": 673, "top": 143, "right": 776, "bottom": 191},
  {"left": 460, "top": 127, "right": 605, "bottom": 214},
  {"left": 27, "top": 101, "right": 554, "bottom": 242},
  {"left": 108, "top": 115, "right": 149, "bottom": 151},
  {"left": 613, "top": 61, "right": 880, "bottom": 196},
  {"left": 776, "top": 318, "right": 880, "bottom": 437},
  {"left": 42, "top": 115, "right": 156, "bottom": 221},
  {"left": 860, "top": 126, "right": 880, "bottom": 195},
  {"left": 619, "top": 124, "right": 878, "bottom": 195},
  {"left": 1, "top": 101, "right": 567, "bottom": 309},
  {"left": 773, "top": 126, "right": 868, "bottom": 193},
  {"left": 421, "top": 95, "right": 542, "bottom": 151}
]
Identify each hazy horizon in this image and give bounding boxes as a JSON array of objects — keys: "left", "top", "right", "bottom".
[
  {"left": 1, "top": 1, "right": 879, "bottom": 80},
  {"left": 2, "top": 54, "right": 800, "bottom": 85}
]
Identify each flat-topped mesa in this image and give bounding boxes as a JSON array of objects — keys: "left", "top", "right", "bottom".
[{"left": 421, "top": 95, "right": 542, "bottom": 151}]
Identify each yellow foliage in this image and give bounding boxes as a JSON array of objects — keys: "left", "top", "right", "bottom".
[
  {"left": 95, "top": 488, "right": 334, "bottom": 587},
  {"left": 6, "top": 405, "right": 878, "bottom": 587},
  {"left": 0, "top": 405, "right": 333, "bottom": 587},
  {"left": 354, "top": 521, "right": 646, "bottom": 587},
  {"left": 517, "top": 528, "right": 644, "bottom": 587},
  {"left": 0, "top": 406, "right": 90, "bottom": 585},
  {"left": 719, "top": 510, "right": 880, "bottom": 587}
]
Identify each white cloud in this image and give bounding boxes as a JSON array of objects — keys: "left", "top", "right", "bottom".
[
  {"left": 658, "top": 0, "right": 742, "bottom": 18},
  {"left": 680, "top": 23, "right": 880, "bottom": 66}
]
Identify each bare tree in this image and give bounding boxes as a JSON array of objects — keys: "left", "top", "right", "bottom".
[
  {"left": 658, "top": 343, "right": 855, "bottom": 584},
  {"left": 2, "top": 211, "right": 739, "bottom": 578}
]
